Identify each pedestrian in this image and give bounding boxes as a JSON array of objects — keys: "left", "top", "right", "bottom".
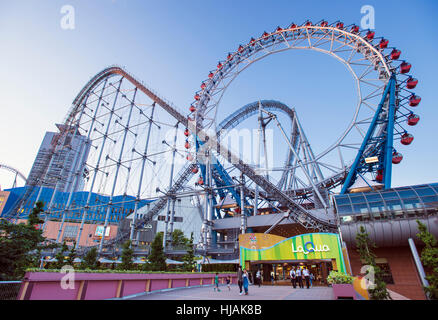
[
  {"left": 303, "top": 267, "right": 310, "bottom": 289},
  {"left": 296, "top": 267, "right": 303, "bottom": 288},
  {"left": 309, "top": 272, "right": 314, "bottom": 288},
  {"left": 270, "top": 270, "right": 274, "bottom": 284},
  {"left": 237, "top": 266, "right": 244, "bottom": 295},
  {"left": 214, "top": 272, "right": 221, "bottom": 292},
  {"left": 290, "top": 267, "right": 297, "bottom": 289},
  {"left": 242, "top": 269, "right": 249, "bottom": 295},
  {"left": 226, "top": 275, "right": 231, "bottom": 291},
  {"left": 256, "top": 269, "right": 261, "bottom": 287}
]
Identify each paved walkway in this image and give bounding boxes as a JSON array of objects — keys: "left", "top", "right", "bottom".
[{"left": 127, "top": 284, "right": 335, "bottom": 300}]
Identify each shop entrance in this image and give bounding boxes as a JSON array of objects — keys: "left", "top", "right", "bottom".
[{"left": 248, "top": 260, "right": 334, "bottom": 286}]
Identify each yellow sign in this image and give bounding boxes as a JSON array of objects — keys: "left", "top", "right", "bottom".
[{"left": 239, "top": 233, "right": 346, "bottom": 273}]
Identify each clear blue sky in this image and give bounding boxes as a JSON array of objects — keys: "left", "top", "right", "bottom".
[{"left": 0, "top": 0, "right": 437, "bottom": 189}]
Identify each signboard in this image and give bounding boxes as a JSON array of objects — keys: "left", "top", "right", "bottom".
[
  {"left": 239, "top": 232, "right": 346, "bottom": 273},
  {"left": 95, "top": 226, "right": 110, "bottom": 237},
  {"left": 365, "top": 156, "right": 379, "bottom": 164}
]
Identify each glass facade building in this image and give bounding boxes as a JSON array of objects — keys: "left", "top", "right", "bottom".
[{"left": 334, "top": 183, "right": 438, "bottom": 224}]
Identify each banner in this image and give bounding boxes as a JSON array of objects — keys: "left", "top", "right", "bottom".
[{"left": 239, "top": 232, "right": 346, "bottom": 273}]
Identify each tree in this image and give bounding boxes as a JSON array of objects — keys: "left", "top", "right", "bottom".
[
  {"left": 416, "top": 220, "right": 438, "bottom": 299},
  {"left": 119, "top": 240, "right": 134, "bottom": 270},
  {"left": 54, "top": 241, "right": 69, "bottom": 269},
  {"left": 66, "top": 242, "right": 77, "bottom": 266},
  {"left": 182, "top": 232, "right": 196, "bottom": 272},
  {"left": 146, "top": 232, "right": 167, "bottom": 271},
  {"left": 171, "top": 229, "right": 188, "bottom": 248},
  {"left": 355, "top": 226, "right": 391, "bottom": 300},
  {"left": 0, "top": 201, "right": 55, "bottom": 280},
  {"left": 80, "top": 247, "right": 99, "bottom": 270}
]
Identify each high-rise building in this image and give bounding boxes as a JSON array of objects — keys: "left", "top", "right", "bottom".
[{"left": 26, "top": 124, "right": 91, "bottom": 193}]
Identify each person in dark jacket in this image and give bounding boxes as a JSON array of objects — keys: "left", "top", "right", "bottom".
[{"left": 237, "top": 266, "right": 243, "bottom": 295}]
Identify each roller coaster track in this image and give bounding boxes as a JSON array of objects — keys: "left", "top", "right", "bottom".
[{"left": 31, "top": 66, "right": 337, "bottom": 252}]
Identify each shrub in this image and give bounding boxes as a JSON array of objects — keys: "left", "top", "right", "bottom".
[{"left": 327, "top": 271, "right": 354, "bottom": 284}]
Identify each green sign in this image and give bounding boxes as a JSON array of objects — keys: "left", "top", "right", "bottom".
[{"left": 239, "top": 232, "right": 346, "bottom": 273}]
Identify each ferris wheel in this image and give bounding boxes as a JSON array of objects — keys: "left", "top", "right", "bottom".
[{"left": 187, "top": 20, "right": 420, "bottom": 200}]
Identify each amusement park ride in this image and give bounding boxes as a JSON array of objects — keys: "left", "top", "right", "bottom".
[{"left": 2, "top": 20, "right": 421, "bottom": 258}]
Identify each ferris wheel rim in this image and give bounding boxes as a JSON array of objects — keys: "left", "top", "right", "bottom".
[{"left": 190, "top": 22, "right": 418, "bottom": 185}]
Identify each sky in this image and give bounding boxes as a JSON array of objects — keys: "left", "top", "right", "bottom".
[{"left": 0, "top": 0, "right": 437, "bottom": 190}]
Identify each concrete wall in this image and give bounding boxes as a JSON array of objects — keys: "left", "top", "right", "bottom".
[{"left": 18, "top": 272, "right": 237, "bottom": 300}]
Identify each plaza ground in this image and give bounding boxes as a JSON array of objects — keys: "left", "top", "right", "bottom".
[{"left": 126, "top": 284, "right": 335, "bottom": 300}]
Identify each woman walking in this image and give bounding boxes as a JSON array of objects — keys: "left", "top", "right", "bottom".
[{"left": 242, "top": 269, "right": 249, "bottom": 295}]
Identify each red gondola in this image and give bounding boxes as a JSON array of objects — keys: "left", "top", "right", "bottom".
[
  {"left": 238, "top": 45, "right": 244, "bottom": 53},
  {"left": 366, "top": 30, "right": 375, "bottom": 40},
  {"left": 350, "top": 25, "right": 359, "bottom": 33},
  {"left": 290, "top": 23, "right": 297, "bottom": 29},
  {"left": 407, "top": 113, "right": 420, "bottom": 126},
  {"left": 379, "top": 39, "right": 389, "bottom": 49},
  {"left": 184, "top": 128, "right": 190, "bottom": 137},
  {"left": 305, "top": 21, "right": 312, "bottom": 27},
  {"left": 208, "top": 72, "right": 214, "bottom": 79},
  {"left": 376, "top": 170, "right": 383, "bottom": 183},
  {"left": 400, "top": 62, "right": 411, "bottom": 74},
  {"left": 217, "top": 62, "right": 223, "bottom": 69},
  {"left": 336, "top": 22, "right": 344, "bottom": 29},
  {"left": 262, "top": 31, "right": 269, "bottom": 38},
  {"left": 189, "top": 105, "right": 196, "bottom": 113},
  {"left": 250, "top": 37, "right": 256, "bottom": 46},
  {"left": 198, "top": 177, "right": 204, "bottom": 185},
  {"left": 185, "top": 141, "right": 191, "bottom": 149},
  {"left": 200, "top": 82, "right": 206, "bottom": 90},
  {"left": 392, "top": 152, "right": 403, "bottom": 164},
  {"left": 194, "top": 94, "right": 200, "bottom": 101},
  {"left": 406, "top": 77, "right": 418, "bottom": 89},
  {"left": 391, "top": 49, "right": 401, "bottom": 60},
  {"left": 400, "top": 133, "right": 414, "bottom": 145},
  {"left": 409, "top": 95, "right": 421, "bottom": 107},
  {"left": 191, "top": 165, "right": 198, "bottom": 173},
  {"left": 227, "top": 53, "right": 233, "bottom": 60},
  {"left": 276, "top": 26, "right": 283, "bottom": 32},
  {"left": 320, "top": 21, "right": 328, "bottom": 27}
]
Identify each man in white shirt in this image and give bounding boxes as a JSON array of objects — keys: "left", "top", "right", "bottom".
[
  {"left": 289, "top": 267, "right": 297, "bottom": 288},
  {"left": 303, "top": 267, "right": 310, "bottom": 289},
  {"left": 296, "top": 267, "right": 303, "bottom": 288}
]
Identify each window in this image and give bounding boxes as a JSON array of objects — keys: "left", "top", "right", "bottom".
[
  {"left": 415, "top": 187, "right": 436, "bottom": 197},
  {"left": 376, "top": 262, "right": 394, "bottom": 285},
  {"left": 397, "top": 189, "right": 417, "bottom": 199},
  {"left": 352, "top": 203, "right": 369, "bottom": 214},
  {"left": 337, "top": 204, "right": 353, "bottom": 215},
  {"left": 349, "top": 194, "right": 366, "bottom": 204},
  {"left": 381, "top": 192, "right": 399, "bottom": 201},
  {"left": 63, "top": 225, "right": 78, "bottom": 240},
  {"left": 335, "top": 196, "right": 351, "bottom": 206},
  {"left": 365, "top": 193, "right": 384, "bottom": 202}
]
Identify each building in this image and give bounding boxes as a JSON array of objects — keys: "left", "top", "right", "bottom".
[
  {"left": 233, "top": 182, "right": 438, "bottom": 300},
  {"left": 117, "top": 195, "right": 204, "bottom": 252},
  {"left": 26, "top": 124, "right": 91, "bottom": 193},
  {"left": 0, "top": 185, "right": 151, "bottom": 247}
]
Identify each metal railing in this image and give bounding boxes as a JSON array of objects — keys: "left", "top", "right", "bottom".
[{"left": 0, "top": 281, "right": 22, "bottom": 300}]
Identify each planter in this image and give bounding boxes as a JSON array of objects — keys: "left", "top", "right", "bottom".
[
  {"left": 18, "top": 272, "right": 237, "bottom": 300},
  {"left": 332, "top": 283, "right": 356, "bottom": 300}
]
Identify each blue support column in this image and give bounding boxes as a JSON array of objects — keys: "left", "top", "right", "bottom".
[
  {"left": 383, "top": 76, "right": 397, "bottom": 189},
  {"left": 340, "top": 75, "right": 396, "bottom": 194}
]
